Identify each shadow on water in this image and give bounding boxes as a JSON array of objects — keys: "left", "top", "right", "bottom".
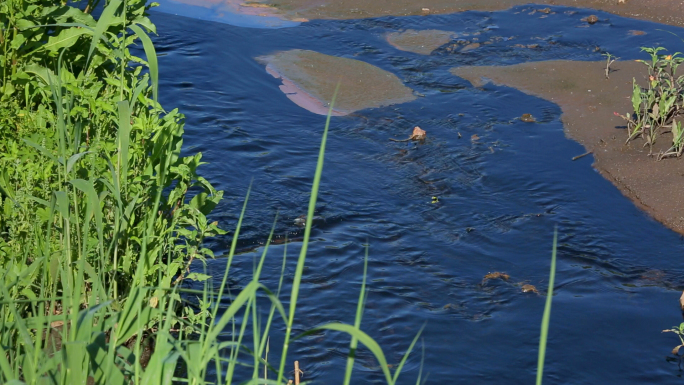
[{"left": 150, "top": 5, "right": 684, "bottom": 384}]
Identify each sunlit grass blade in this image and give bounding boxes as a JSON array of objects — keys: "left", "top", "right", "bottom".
[
  {"left": 415, "top": 340, "right": 425, "bottom": 385},
  {"left": 129, "top": 25, "right": 159, "bottom": 103},
  {"left": 301, "top": 323, "right": 393, "bottom": 384},
  {"left": 277, "top": 81, "right": 340, "bottom": 385},
  {"left": 343, "top": 246, "right": 369, "bottom": 385},
  {"left": 116, "top": 101, "right": 131, "bottom": 190},
  {"left": 87, "top": 0, "right": 122, "bottom": 67},
  {"left": 391, "top": 323, "right": 425, "bottom": 385},
  {"left": 212, "top": 181, "right": 252, "bottom": 323},
  {"left": 536, "top": 228, "right": 558, "bottom": 385}
]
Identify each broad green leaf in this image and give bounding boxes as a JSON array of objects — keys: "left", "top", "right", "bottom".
[
  {"left": 117, "top": 101, "right": 131, "bottom": 188},
  {"left": 54, "top": 191, "right": 70, "bottom": 220},
  {"left": 43, "top": 27, "right": 89, "bottom": 53},
  {"left": 66, "top": 151, "right": 92, "bottom": 174},
  {"left": 87, "top": 0, "right": 123, "bottom": 66},
  {"left": 186, "top": 272, "right": 211, "bottom": 282},
  {"left": 23, "top": 138, "right": 60, "bottom": 165}
]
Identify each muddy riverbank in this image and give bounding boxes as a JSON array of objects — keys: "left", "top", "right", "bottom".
[
  {"left": 452, "top": 60, "right": 684, "bottom": 234},
  {"left": 246, "top": 0, "right": 684, "bottom": 27}
]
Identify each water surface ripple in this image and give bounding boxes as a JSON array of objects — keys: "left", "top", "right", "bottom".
[{"left": 151, "top": 6, "right": 684, "bottom": 384}]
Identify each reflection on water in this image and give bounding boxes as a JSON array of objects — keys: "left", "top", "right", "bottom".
[
  {"left": 153, "top": 0, "right": 299, "bottom": 28},
  {"left": 151, "top": 5, "right": 684, "bottom": 384}
]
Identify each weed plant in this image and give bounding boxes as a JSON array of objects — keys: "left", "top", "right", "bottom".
[
  {"left": 0, "top": 52, "right": 423, "bottom": 385},
  {"left": 0, "top": 1, "right": 562, "bottom": 383},
  {"left": 0, "top": 1, "right": 425, "bottom": 383},
  {"left": 0, "top": 0, "right": 223, "bottom": 326},
  {"left": 615, "top": 47, "right": 684, "bottom": 158}
]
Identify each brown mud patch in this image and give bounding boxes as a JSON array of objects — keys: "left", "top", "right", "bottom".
[
  {"left": 258, "top": 49, "right": 416, "bottom": 116},
  {"left": 386, "top": 29, "right": 455, "bottom": 55},
  {"left": 249, "top": 0, "right": 684, "bottom": 27},
  {"left": 451, "top": 60, "right": 684, "bottom": 234}
]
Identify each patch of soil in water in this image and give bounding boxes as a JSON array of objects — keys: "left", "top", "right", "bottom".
[
  {"left": 451, "top": 60, "right": 684, "bottom": 234},
  {"left": 257, "top": 49, "right": 416, "bottom": 115},
  {"left": 252, "top": 0, "right": 684, "bottom": 27},
  {"left": 386, "top": 29, "right": 455, "bottom": 55}
]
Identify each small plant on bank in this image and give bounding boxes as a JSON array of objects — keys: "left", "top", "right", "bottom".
[
  {"left": 615, "top": 47, "right": 684, "bottom": 157},
  {"left": 602, "top": 52, "right": 619, "bottom": 79}
]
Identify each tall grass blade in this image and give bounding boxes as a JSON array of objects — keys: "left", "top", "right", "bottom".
[
  {"left": 343, "top": 247, "right": 369, "bottom": 385},
  {"left": 277, "top": 82, "right": 340, "bottom": 385},
  {"left": 87, "top": 0, "right": 123, "bottom": 67},
  {"left": 212, "top": 181, "right": 252, "bottom": 324},
  {"left": 116, "top": 101, "right": 131, "bottom": 190},
  {"left": 303, "top": 323, "right": 393, "bottom": 384},
  {"left": 415, "top": 340, "right": 425, "bottom": 385},
  {"left": 536, "top": 228, "right": 558, "bottom": 385},
  {"left": 391, "top": 323, "right": 425, "bottom": 384},
  {"left": 129, "top": 25, "right": 158, "bottom": 103}
]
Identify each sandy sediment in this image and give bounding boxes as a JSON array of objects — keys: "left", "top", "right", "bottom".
[
  {"left": 254, "top": 0, "right": 684, "bottom": 27},
  {"left": 451, "top": 60, "right": 684, "bottom": 234},
  {"left": 386, "top": 29, "right": 455, "bottom": 55},
  {"left": 257, "top": 49, "right": 416, "bottom": 116}
]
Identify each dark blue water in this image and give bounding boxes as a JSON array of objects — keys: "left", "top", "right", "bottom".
[{"left": 150, "top": 5, "right": 684, "bottom": 384}]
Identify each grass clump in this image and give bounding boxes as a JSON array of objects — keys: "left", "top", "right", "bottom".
[
  {"left": 0, "top": 0, "right": 223, "bottom": 325},
  {"left": 615, "top": 47, "right": 684, "bottom": 158},
  {"left": 0, "top": 1, "right": 424, "bottom": 384}
]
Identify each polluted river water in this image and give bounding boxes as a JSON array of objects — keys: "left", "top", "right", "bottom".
[{"left": 149, "top": 2, "right": 684, "bottom": 384}]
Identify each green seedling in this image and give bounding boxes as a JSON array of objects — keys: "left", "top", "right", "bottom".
[
  {"left": 658, "top": 119, "right": 684, "bottom": 160},
  {"left": 602, "top": 52, "right": 619, "bottom": 79},
  {"left": 664, "top": 322, "right": 684, "bottom": 355}
]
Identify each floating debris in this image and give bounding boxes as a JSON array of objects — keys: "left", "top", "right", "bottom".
[
  {"left": 571, "top": 151, "right": 593, "bottom": 161},
  {"left": 483, "top": 272, "right": 510, "bottom": 282},
  {"left": 521, "top": 113, "right": 536, "bottom": 122},
  {"left": 390, "top": 126, "right": 427, "bottom": 142},
  {"left": 293, "top": 215, "right": 307, "bottom": 226},
  {"left": 584, "top": 15, "right": 599, "bottom": 24},
  {"left": 522, "top": 284, "right": 539, "bottom": 294}
]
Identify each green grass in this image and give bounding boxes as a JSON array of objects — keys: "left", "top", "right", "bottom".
[
  {"left": 0, "top": 3, "right": 422, "bottom": 381},
  {"left": 0, "top": 92, "right": 423, "bottom": 385},
  {"left": 0, "top": 1, "right": 567, "bottom": 384},
  {"left": 536, "top": 228, "right": 558, "bottom": 385}
]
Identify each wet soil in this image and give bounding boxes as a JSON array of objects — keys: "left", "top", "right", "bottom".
[
  {"left": 257, "top": 49, "right": 416, "bottom": 115},
  {"left": 253, "top": 0, "right": 684, "bottom": 27},
  {"left": 451, "top": 60, "right": 684, "bottom": 234}
]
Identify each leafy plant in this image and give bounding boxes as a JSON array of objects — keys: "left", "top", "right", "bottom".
[
  {"left": 0, "top": 0, "right": 224, "bottom": 339},
  {"left": 664, "top": 322, "right": 684, "bottom": 356},
  {"left": 615, "top": 47, "right": 684, "bottom": 156},
  {"left": 0, "top": 68, "right": 422, "bottom": 385}
]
